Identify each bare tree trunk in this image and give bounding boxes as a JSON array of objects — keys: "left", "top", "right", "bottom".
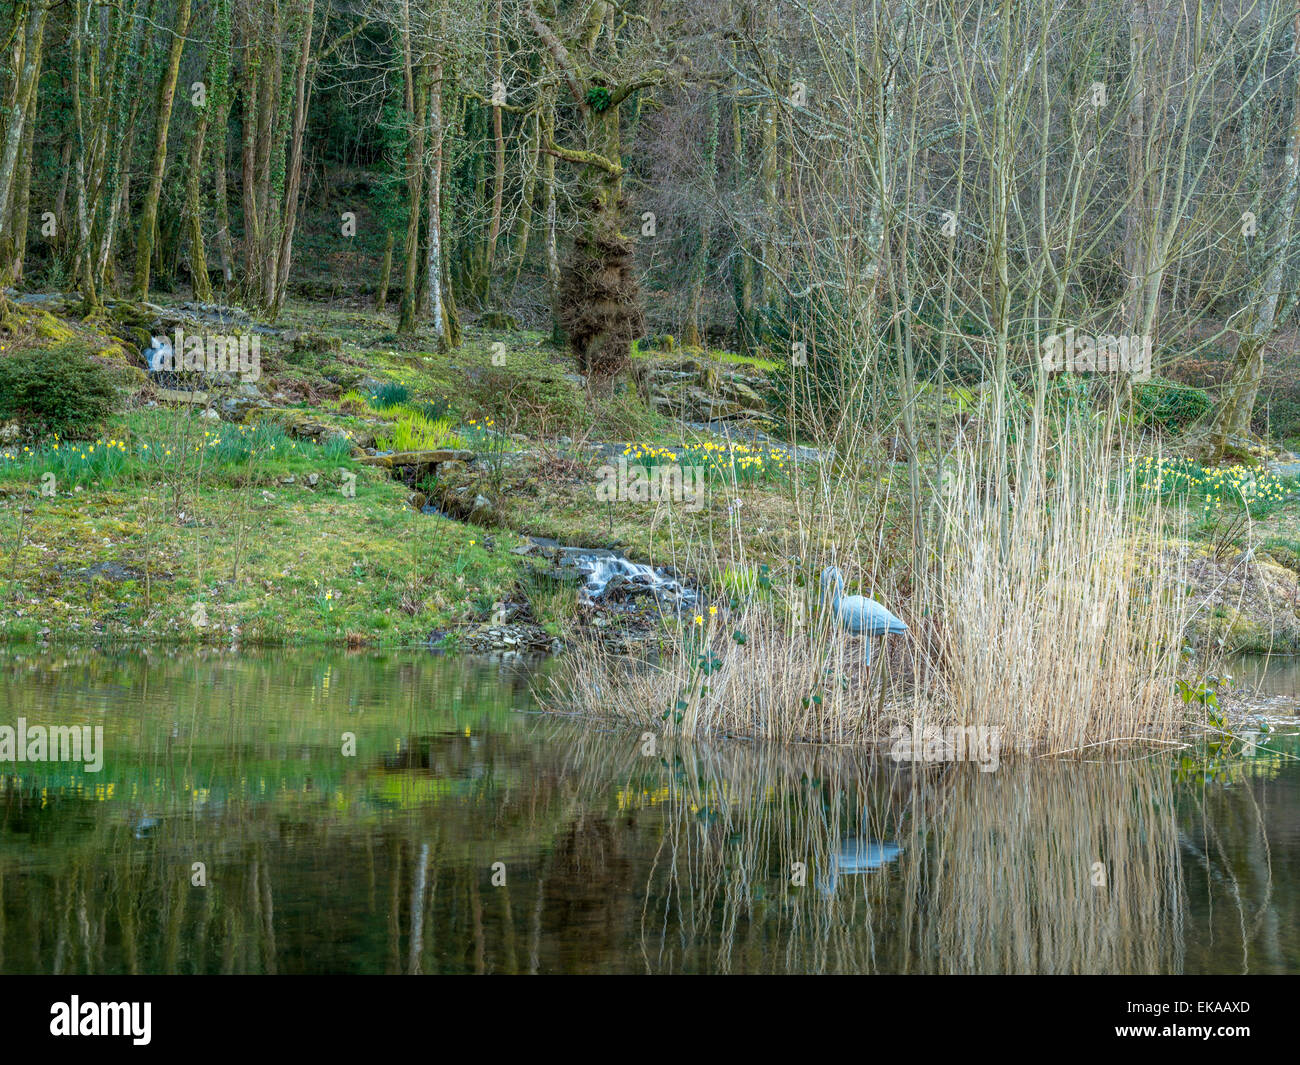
[
  {"left": 425, "top": 50, "right": 447, "bottom": 349},
  {"left": 375, "top": 229, "right": 394, "bottom": 310},
  {"left": 483, "top": 0, "right": 505, "bottom": 306},
  {"left": 1209, "top": 7, "right": 1300, "bottom": 455},
  {"left": 397, "top": 0, "right": 426, "bottom": 334},
  {"left": 270, "top": 0, "right": 316, "bottom": 316}
]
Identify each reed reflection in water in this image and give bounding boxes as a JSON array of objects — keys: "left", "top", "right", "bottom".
[
  {"left": 574, "top": 736, "right": 1188, "bottom": 974},
  {"left": 0, "top": 647, "right": 1289, "bottom": 973}
]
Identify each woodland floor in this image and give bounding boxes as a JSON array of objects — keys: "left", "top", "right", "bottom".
[{"left": 3, "top": 292, "right": 1300, "bottom": 658}]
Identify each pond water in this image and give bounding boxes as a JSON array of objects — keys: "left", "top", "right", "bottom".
[{"left": 0, "top": 647, "right": 1296, "bottom": 974}]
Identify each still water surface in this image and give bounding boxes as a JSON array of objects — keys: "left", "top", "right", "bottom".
[{"left": 0, "top": 648, "right": 1296, "bottom": 974}]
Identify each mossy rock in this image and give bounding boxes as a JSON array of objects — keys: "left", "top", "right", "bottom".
[
  {"left": 103, "top": 361, "right": 148, "bottom": 390},
  {"left": 360, "top": 448, "right": 474, "bottom": 473},
  {"left": 641, "top": 334, "right": 679, "bottom": 354},
  {"left": 119, "top": 325, "right": 153, "bottom": 353},
  {"left": 319, "top": 361, "right": 366, "bottom": 388},
  {"left": 286, "top": 332, "right": 342, "bottom": 368},
  {"left": 1262, "top": 541, "right": 1300, "bottom": 574},
  {"left": 32, "top": 310, "right": 77, "bottom": 343},
  {"left": 107, "top": 301, "right": 159, "bottom": 329},
  {"left": 478, "top": 310, "right": 520, "bottom": 330}
]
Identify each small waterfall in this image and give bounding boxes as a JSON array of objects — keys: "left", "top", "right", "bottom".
[{"left": 561, "top": 550, "right": 695, "bottom": 605}]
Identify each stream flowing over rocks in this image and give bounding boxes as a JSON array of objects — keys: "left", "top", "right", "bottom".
[
  {"left": 463, "top": 538, "right": 697, "bottom": 656},
  {"left": 519, "top": 538, "right": 695, "bottom": 607}
]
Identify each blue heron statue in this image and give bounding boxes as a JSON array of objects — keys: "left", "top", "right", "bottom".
[{"left": 820, "top": 565, "right": 908, "bottom": 665}]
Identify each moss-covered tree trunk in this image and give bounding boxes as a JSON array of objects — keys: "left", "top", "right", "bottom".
[
  {"left": 10, "top": 66, "right": 37, "bottom": 284},
  {"left": 91, "top": 0, "right": 148, "bottom": 296},
  {"left": 505, "top": 109, "right": 542, "bottom": 303},
  {"left": 542, "top": 100, "right": 562, "bottom": 346},
  {"left": 524, "top": 0, "right": 657, "bottom": 390},
  {"left": 557, "top": 103, "right": 644, "bottom": 389},
  {"left": 269, "top": 0, "right": 315, "bottom": 316},
  {"left": 0, "top": 0, "right": 45, "bottom": 288},
  {"left": 209, "top": 0, "right": 235, "bottom": 287},
  {"left": 683, "top": 92, "right": 718, "bottom": 350},
  {"left": 131, "top": 0, "right": 191, "bottom": 300},
  {"left": 483, "top": 0, "right": 506, "bottom": 309},
  {"left": 183, "top": 109, "right": 212, "bottom": 301},
  {"left": 730, "top": 70, "right": 756, "bottom": 354},
  {"left": 238, "top": 31, "right": 262, "bottom": 287},
  {"left": 69, "top": 0, "right": 100, "bottom": 316}
]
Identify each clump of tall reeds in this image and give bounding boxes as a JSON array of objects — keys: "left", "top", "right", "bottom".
[
  {"left": 544, "top": 406, "right": 1196, "bottom": 753},
  {"left": 910, "top": 416, "right": 1192, "bottom": 752}
]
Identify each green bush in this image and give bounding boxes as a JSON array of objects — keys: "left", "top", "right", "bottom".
[
  {"left": 0, "top": 343, "right": 121, "bottom": 441},
  {"left": 1131, "top": 378, "right": 1212, "bottom": 432}
]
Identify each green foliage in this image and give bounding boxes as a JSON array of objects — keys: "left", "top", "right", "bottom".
[
  {"left": 0, "top": 343, "right": 122, "bottom": 441},
  {"left": 367, "top": 381, "right": 411, "bottom": 410},
  {"left": 586, "top": 85, "right": 613, "bottom": 111},
  {"left": 521, "top": 567, "right": 578, "bottom": 636},
  {"left": 376, "top": 412, "right": 465, "bottom": 451},
  {"left": 409, "top": 396, "right": 456, "bottom": 422},
  {"left": 911, "top": 299, "right": 992, "bottom": 383},
  {"left": 1131, "top": 378, "right": 1212, "bottom": 432},
  {"left": 1044, "top": 374, "right": 1094, "bottom": 421},
  {"left": 711, "top": 349, "right": 779, "bottom": 372},
  {"left": 462, "top": 417, "right": 510, "bottom": 490},
  {"left": 639, "top": 333, "right": 678, "bottom": 354},
  {"left": 469, "top": 366, "right": 588, "bottom": 435},
  {"left": 760, "top": 292, "right": 874, "bottom": 437},
  {"left": 719, "top": 563, "right": 776, "bottom": 600},
  {"left": 1261, "top": 536, "right": 1300, "bottom": 573},
  {"left": 336, "top": 389, "right": 376, "bottom": 414}
]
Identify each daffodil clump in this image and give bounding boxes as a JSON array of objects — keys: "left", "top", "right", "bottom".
[
  {"left": 621, "top": 440, "right": 792, "bottom": 485},
  {"left": 0, "top": 434, "right": 134, "bottom": 484},
  {"left": 1130, "top": 455, "right": 1291, "bottom": 516},
  {"left": 0, "top": 421, "right": 353, "bottom": 488}
]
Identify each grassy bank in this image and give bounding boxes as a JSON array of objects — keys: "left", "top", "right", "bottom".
[{"left": 3, "top": 294, "right": 1300, "bottom": 752}]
